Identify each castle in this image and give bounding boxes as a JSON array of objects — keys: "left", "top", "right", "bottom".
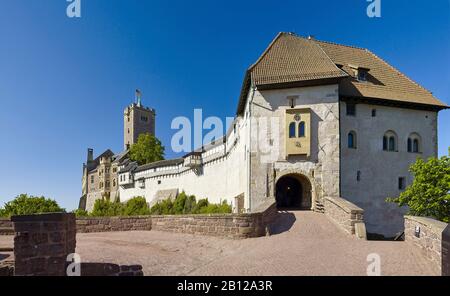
[
  {"left": 81, "top": 33, "right": 447, "bottom": 237},
  {"left": 79, "top": 91, "right": 156, "bottom": 211}
]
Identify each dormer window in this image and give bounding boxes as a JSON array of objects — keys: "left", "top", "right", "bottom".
[{"left": 349, "top": 64, "right": 370, "bottom": 82}]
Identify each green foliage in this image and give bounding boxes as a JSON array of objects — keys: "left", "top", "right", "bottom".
[
  {"left": 193, "top": 198, "right": 209, "bottom": 214},
  {"left": 122, "top": 196, "right": 150, "bottom": 216},
  {"left": 129, "top": 133, "right": 165, "bottom": 165},
  {"left": 0, "top": 208, "right": 7, "bottom": 218},
  {"left": 72, "top": 208, "right": 89, "bottom": 217},
  {"left": 183, "top": 194, "right": 196, "bottom": 214},
  {"left": 0, "top": 194, "right": 64, "bottom": 217},
  {"left": 90, "top": 199, "right": 124, "bottom": 217},
  {"left": 387, "top": 155, "right": 450, "bottom": 223},
  {"left": 90, "top": 196, "right": 150, "bottom": 217},
  {"left": 173, "top": 191, "right": 187, "bottom": 214},
  {"left": 150, "top": 192, "right": 232, "bottom": 215},
  {"left": 196, "top": 200, "right": 232, "bottom": 214}
]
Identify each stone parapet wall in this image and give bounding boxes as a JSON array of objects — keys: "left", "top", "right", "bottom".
[
  {"left": 152, "top": 202, "right": 278, "bottom": 239},
  {"left": 0, "top": 219, "right": 13, "bottom": 235},
  {"left": 0, "top": 219, "right": 12, "bottom": 228},
  {"left": 1, "top": 203, "right": 278, "bottom": 239},
  {"left": 12, "top": 213, "right": 76, "bottom": 276},
  {"left": 324, "top": 196, "right": 365, "bottom": 238},
  {"left": 76, "top": 216, "right": 152, "bottom": 233},
  {"left": 404, "top": 216, "right": 447, "bottom": 273}
]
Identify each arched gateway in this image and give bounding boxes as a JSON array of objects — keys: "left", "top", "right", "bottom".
[{"left": 275, "top": 173, "right": 313, "bottom": 210}]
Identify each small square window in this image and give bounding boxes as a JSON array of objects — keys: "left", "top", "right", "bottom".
[
  {"left": 157, "top": 180, "right": 161, "bottom": 185},
  {"left": 346, "top": 103, "right": 356, "bottom": 116},
  {"left": 357, "top": 70, "right": 367, "bottom": 81},
  {"left": 398, "top": 177, "right": 406, "bottom": 190}
]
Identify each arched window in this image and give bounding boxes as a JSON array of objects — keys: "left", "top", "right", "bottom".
[
  {"left": 348, "top": 131, "right": 357, "bottom": 149},
  {"left": 298, "top": 122, "right": 306, "bottom": 137},
  {"left": 408, "top": 133, "right": 421, "bottom": 153},
  {"left": 413, "top": 139, "right": 419, "bottom": 153},
  {"left": 383, "top": 131, "right": 397, "bottom": 152},
  {"left": 289, "top": 122, "right": 296, "bottom": 138},
  {"left": 389, "top": 137, "right": 396, "bottom": 151}
]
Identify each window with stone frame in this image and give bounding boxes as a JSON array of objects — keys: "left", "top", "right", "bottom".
[
  {"left": 348, "top": 131, "right": 357, "bottom": 149},
  {"left": 289, "top": 122, "right": 296, "bottom": 138},
  {"left": 383, "top": 130, "right": 398, "bottom": 152},
  {"left": 346, "top": 103, "right": 356, "bottom": 116},
  {"left": 298, "top": 122, "right": 306, "bottom": 138}
]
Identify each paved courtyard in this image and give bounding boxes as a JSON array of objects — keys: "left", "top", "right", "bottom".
[{"left": 0, "top": 211, "right": 439, "bottom": 276}]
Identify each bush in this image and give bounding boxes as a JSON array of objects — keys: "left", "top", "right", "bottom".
[
  {"left": 197, "top": 200, "right": 232, "bottom": 214},
  {"left": 150, "top": 193, "right": 231, "bottom": 215},
  {"left": 0, "top": 194, "right": 64, "bottom": 217},
  {"left": 183, "top": 194, "right": 196, "bottom": 214},
  {"left": 193, "top": 198, "right": 209, "bottom": 214},
  {"left": 72, "top": 209, "right": 89, "bottom": 217},
  {"left": 0, "top": 208, "right": 7, "bottom": 218},
  {"left": 123, "top": 196, "right": 150, "bottom": 216},
  {"left": 90, "top": 197, "right": 150, "bottom": 217},
  {"left": 90, "top": 199, "right": 123, "bottom": 217}
]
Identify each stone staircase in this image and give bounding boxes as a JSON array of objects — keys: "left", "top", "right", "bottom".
[{"left": 314, "top": 200, "right": 325, "bottom": 213}]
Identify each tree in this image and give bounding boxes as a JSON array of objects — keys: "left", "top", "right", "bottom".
[
  {"left": 129, "top": 133, "right": 165, "bottom": 165},
  {"left": 0, "top": 194, "right": 64, "bottom": 217},
  {"left": 387, "top": 155, "right": 450, "bottom": 223}
]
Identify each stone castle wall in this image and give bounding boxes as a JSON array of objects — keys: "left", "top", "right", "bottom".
[
  {"left": 249, "top": 85, "right": 341, "bottom": 210},
  {"left": 119, "top": 115, "right": 249, "bottom": 212},
  {"left": 340, "top": 102, "right": 439, "bottom": 237}
]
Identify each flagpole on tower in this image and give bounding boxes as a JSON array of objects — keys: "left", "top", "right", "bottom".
[{"left": 135, "top": 89, "right": 142, "bottom": 107}]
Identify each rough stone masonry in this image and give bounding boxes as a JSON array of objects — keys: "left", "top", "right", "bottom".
[{"left": 12, "top": 213, "right": 76, "bottom": 276}]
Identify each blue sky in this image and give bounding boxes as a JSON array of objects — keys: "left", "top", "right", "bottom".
[{"left": 0, "top": 0, "right": 449, "bottom": 210}]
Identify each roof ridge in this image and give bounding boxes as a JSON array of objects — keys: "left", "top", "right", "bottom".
[
  {"left": 312, "top": 38, "right": 367, "bottom": 51},
  {"left": 364, "top": 48, "right": 435, "bottom": 96}
]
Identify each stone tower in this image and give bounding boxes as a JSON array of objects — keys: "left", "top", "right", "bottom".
[{"left": 123, "top": 90, "right": 156, "bottom": 150}]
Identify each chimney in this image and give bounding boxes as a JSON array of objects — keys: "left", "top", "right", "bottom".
[{"left": 87, "top": 148, "right": 94, "bottom": 163}]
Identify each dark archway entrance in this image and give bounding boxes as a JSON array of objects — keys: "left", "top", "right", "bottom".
[{"left": 275, "top": 174, "right": 312, "bottom": 210}]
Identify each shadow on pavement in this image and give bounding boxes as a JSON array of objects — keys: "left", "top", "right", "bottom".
[
  {"left": 269, "top": 211, "right": 297, "bottom": 235},
  {"left": 80, "top": 262, "right": 144, "bottom": 276},
  {"left": 0, "top": 253, "right": 10, "bottom": 261}
]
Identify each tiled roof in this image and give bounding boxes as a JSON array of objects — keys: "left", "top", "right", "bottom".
[
  {"left": 250, "top": 33, "right": 348, "bottom": 85},
  {"left": 237, "top": 32, "right": 447, "bottom": 114},
  {"left": 133, "top": 158, "right": 184, "bottom": 173},
  {"left": 313, "top": 39, "right": 447, "bottom": 108}
]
